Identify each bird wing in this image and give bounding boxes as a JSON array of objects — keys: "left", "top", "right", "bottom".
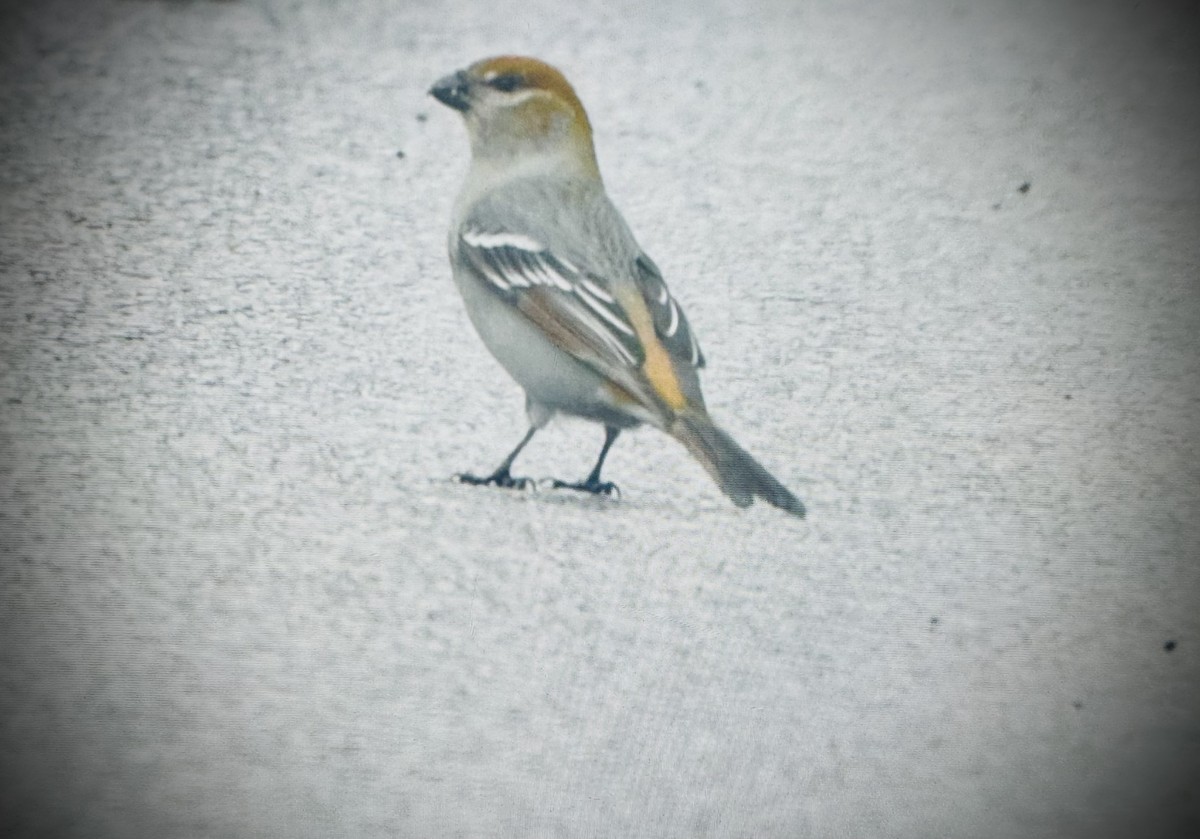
[
  {"left": 631, "top": 252, "right": 705, "bottom": 370},
  {"left": 455, "top": 224, "right": 703, "bottom": 418}
]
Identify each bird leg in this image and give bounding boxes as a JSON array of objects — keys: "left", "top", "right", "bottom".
[
  {"left": 456, "top": 426, "right": 537, "bottom": 489},
  {"left": 550, "top": 426, "right": 621, "bottom": 497}
]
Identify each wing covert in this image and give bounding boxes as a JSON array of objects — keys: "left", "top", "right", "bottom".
[{"left": 456, "top": 227, "right": 644, "bottom": 369}]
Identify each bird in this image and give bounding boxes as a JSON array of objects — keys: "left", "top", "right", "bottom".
[{"left": 429, "top": 55, "right": 805, "bottom": 516}]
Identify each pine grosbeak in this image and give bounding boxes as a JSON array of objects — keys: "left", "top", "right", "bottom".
[{"left": 430, "top": 55, "right": 805, "bottom": 516}]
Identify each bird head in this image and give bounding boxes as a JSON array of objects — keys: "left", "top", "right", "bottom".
[{"left": 430, "top": 56, "right": 599, "bottom": 179}]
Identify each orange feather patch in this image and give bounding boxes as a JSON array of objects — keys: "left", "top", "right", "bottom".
[{"left": 613, "top": 287, "right": 689, "bottom": 412}]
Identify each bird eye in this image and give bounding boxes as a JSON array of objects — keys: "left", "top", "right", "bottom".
[{"left": 487, "top": 74, "right": 524, "bottom": 93}]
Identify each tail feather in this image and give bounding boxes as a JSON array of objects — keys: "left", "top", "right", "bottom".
[{"left": 670, "top": 411, "right": 806, "bottom": 517}]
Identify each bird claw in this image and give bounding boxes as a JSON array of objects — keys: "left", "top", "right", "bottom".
[
  {"left": 546, "top": 478, "right": 621, "bottom": 498},
  {"left": 456, "top": 467, "right": 620, "bottom": 500},
  {"left": 455, "top": 470, "right": 534, "bottom": 490}
]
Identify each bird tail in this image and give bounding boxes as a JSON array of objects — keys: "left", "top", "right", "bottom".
[{"left": 669, "top": 410, "right": 805, "bottom": 517}]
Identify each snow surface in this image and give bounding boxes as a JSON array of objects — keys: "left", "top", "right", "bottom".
[{"left": 1, "top": 1, "right": 1198, "bottom": 837}]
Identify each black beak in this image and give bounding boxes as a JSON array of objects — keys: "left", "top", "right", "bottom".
[{"left": 429, "top": 70, "right": 471, "bottom": 112}]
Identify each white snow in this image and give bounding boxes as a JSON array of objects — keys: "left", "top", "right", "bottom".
[{"left": 1, "top": 1, "right": 1197, "bottom": 837}]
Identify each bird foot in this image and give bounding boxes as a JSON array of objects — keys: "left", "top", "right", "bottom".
[
  {"left": 547, "top": 477, "right": 621, "bottom": 498},
  {"left": 455, "top": 469, "right": 534, "bottom": 490}
]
